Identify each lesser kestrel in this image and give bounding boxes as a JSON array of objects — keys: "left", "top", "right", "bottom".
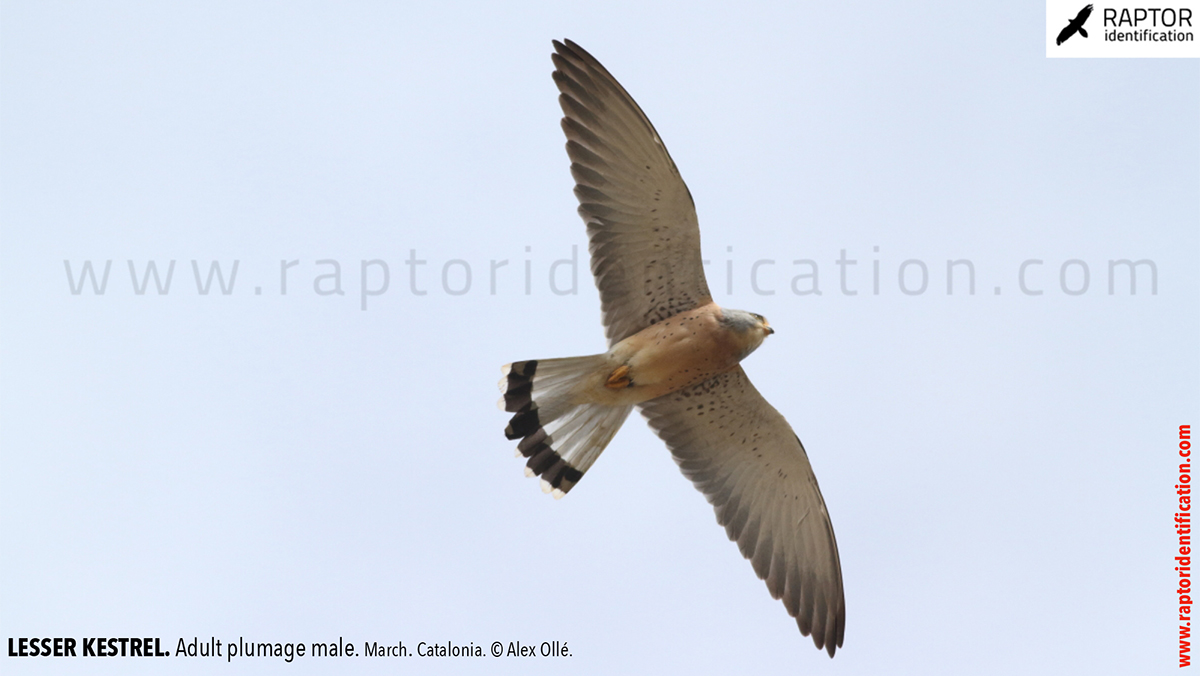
[{"left": 500, "top": 39, "right": 845, "bottom": 657}]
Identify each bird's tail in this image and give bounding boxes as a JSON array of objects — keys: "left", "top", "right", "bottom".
[
  {"left": 1079, "top": 27, "right": 1088, "bottom": 38},
  {"left": 499, "top": 357, "right": 632, "bottom": 498}
]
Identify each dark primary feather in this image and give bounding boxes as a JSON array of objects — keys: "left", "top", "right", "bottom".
[{"left": 551, "top": 39, "right": 712, "bottom": 347}]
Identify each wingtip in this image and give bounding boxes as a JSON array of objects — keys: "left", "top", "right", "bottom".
[
  {"left": 552, "top": 38, "right": 595, "bottom": 65},
  {"left": 809, "top": 626, "right": 839, "bottom": 658}
]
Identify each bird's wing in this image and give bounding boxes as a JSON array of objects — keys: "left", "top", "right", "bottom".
[
  {"left": 638, "top": 366, "right": 845, "bottom": 657},
  {"left": 552, "top": 39, "right": 712, "bottom": 347},
  {"left": 1077, "top": 4, "right": 1093, "bottom": 22},
  {"left": 1056, "top": 24, "right": 1076, "bottom": 45}
]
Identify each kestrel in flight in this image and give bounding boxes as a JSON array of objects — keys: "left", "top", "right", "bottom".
[{"left": 500, "top": 39, "right": 845, "bottom": 657}]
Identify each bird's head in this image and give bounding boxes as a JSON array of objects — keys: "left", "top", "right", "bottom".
[{"left": 720, "top": 308, "right": 775, "bottom": 360}]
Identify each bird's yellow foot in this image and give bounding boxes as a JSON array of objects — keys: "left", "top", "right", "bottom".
[{"left": 605, "top": 364, "right": 633, "bottom": 389}]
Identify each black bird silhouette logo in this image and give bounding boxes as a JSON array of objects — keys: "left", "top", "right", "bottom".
[{"left": 1057, "top": 4, "right": 1094, "bottom": 45}]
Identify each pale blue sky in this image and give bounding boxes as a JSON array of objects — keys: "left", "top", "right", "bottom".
[{"left": 2, "top": 1, "right": 1197, "bottom": 674}]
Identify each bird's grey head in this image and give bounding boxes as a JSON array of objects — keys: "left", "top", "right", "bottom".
[{"left": 719, "top": 308, "right": 775, "bottom": 360}]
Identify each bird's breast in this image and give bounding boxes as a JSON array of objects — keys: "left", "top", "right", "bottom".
[{"left": 596, "top": 303, "right": 744, "bottom": 404}]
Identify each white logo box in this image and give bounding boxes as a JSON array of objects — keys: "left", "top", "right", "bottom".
[{"left": 1047, "top": 1, "right": 1200, "bottom": 57}]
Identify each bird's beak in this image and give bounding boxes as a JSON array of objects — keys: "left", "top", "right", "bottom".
[{"left": 764, "top": 322, "right": 774, "bottom": 335}]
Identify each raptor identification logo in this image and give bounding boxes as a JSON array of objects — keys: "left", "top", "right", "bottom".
[{"left": 1046, "top": 0, "right": 1200, "bottom": 56}]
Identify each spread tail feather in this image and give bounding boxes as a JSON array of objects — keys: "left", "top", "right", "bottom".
[{"left": 499, "top": 357, "right": 632, "bottom": 497}]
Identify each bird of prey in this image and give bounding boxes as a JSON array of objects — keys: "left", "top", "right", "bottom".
[
  {"left": 1057, "top": 4, "right": 1093, "bottom": 45},
  {"left": 499, "top": 39, "right": 845, "bottom": 657}
]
